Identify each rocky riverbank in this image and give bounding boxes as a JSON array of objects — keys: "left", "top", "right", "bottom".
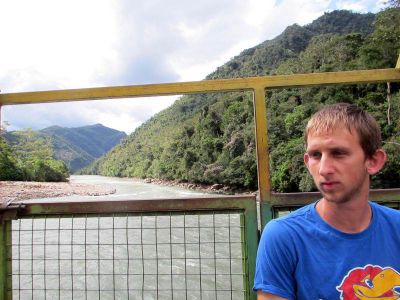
[
  {"left": 142, "top": 177, "right": 256, "bottom": 196},
  {"left": 0, "top": 181, "right": 116, "bottom": 204},
  {"left": 0, "top": 177, "right": 256, "bottom": 206}
]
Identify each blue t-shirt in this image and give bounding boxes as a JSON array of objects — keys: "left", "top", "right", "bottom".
[{"left": 253, "top": 201, "right": 400, "bottom": 299}]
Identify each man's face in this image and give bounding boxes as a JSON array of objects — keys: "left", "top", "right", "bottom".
[{"left": 304, "top": 126, "right": 371, "bottom": 204}]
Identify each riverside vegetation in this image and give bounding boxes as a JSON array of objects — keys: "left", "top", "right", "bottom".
[
  {"left": 0, "top": 130, "right": 69, "bottom": 182},
  {"left": 2, "top": 5, "right": 400, "bottom": 192}
]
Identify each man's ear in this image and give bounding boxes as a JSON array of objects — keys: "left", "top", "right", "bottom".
[
  {"left": 366, "top": 149, "right": 387, "bottom": 175},
  {"left": 304, "top": 153, "right": 310, "bottom": 169}
]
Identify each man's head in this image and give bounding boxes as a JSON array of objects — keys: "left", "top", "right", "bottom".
[
  {"left": 304, "top": 103, "right": 382, "bottom": 159},
  {"left": 303, "top": 103, "right": 387, "bottom": 204}
]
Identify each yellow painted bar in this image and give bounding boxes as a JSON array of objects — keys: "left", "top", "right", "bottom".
[
  {"left": 252, "top": 87, "right": 271, "bottom": 204},
  {"left": 1, "top": 68, "right": 399, "bottom": 105},
  {"left": 1, "top": 65, "right": 399, "bottom": 212},
  {"left": 396, "top": 54, "right": 400, "bottom": 69}
]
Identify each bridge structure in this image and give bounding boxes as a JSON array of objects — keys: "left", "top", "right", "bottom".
[{"left": 0, "top": 56, "right": 399, "bottom": 299}]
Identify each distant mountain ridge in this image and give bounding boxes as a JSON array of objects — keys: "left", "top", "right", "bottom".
[{"left": 5, "top": 124, "right": 127, "bottom": 173}]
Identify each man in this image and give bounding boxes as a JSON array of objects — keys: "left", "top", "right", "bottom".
[{"left": 254, "top": 103, "right": 400, "bottom": 299}]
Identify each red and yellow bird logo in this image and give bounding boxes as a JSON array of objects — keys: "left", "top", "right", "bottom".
[{"left": 337, "top": 265, "right": 400, "bottom": 299}]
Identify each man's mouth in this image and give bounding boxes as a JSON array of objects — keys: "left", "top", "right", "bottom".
[{"left": 320, "top": 181, "right": 339, "bottom": 191}]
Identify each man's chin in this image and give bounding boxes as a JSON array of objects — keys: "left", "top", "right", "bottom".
[
  {"left": 318, "top": 189, "right": 345, "bottom": 204},
  {"left": 321, "top": 193, "right": 351, "bottom": 204}
]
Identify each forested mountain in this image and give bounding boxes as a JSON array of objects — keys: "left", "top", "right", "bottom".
[
  {"left": 4, "top": 124, "right": 126, "bottom": 173},
  {"left": 82, "top": 7, "right": 400, "bottom": 192},
  {"left": 206, "top": 10, "right": 375, "bottom": 80},
  {"left": 1, "top": 130, "right": 69, "bottom": 182}
]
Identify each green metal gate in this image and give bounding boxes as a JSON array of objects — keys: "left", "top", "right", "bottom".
[{"left": 0, "top": 196, "right": 258, "bottom": 300}]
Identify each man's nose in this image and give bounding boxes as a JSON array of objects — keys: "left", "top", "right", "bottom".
[{"left": 319, "top": 155, "right": 334, "bottom": 176}]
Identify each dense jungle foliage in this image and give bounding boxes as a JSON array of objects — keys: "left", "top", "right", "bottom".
[
  {"left": 0, "top": 130, "right": 69, "bottom": 182},
  {"left": 82, "top": 6, "right": 400, "bottom": 192}
]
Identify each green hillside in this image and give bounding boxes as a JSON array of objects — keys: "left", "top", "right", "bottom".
[
  {"left": 5, "top": 124, "right": 126, "bottom": 173},
  {"left": 82, "top": 7, "right": 400, "bottom": 192},
  {"left": 1, "top": 129, "right": 69, "bottom": 182}
]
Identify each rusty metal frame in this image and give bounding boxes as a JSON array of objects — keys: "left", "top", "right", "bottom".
[{"left": 10, "top": 195, "right": 255, "bottom": 216}]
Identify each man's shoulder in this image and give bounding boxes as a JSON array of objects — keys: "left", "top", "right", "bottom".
[
  {"left": 263, "top": 203, "right": 315, "bottom": 236},
  {"left": 371, "top": 201, "right": 400, "bottom": 221},
  {"left": 275, "top": 202, "right": 315, "bottom": 222}
]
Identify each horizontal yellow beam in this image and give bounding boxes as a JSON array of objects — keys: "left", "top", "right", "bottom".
[{"left": 1, "top": 68, "right": 399, "bottom": 105}]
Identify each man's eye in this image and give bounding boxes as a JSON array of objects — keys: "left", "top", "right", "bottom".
[
  {"left": 332, "top": 151, "right": 346, "bottom": 157},
  {"left": 309, "top": 152, "right": 321, "bottom": 159}
]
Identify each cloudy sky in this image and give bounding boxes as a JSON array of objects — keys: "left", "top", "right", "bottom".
[{"left": 1, "top": 0, "right": 385, "bottom": 134}]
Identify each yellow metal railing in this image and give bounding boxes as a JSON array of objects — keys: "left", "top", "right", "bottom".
[{"left": 1, "top": 66, "right": 400, "bottom": 220}]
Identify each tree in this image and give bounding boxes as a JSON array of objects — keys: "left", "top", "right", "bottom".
[
  {"left": 359, "top": 7, "right": 400, "bottom": 68},
  {"left": 0, "top": 136, "right": 23, "bottom": 180},
  {"left": 3, "top": 129, "right": 70, "bottom": 182}
]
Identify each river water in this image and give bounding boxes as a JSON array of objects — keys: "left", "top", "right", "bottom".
[
  {"left": 11, "top": 175, "right": 246, "bottom": 299},
  {"left": 40, "top": 175, "right": 211, "bottom": 202},
  {"left": 72, "top": 175, "right": 211, "bottom": 199}
]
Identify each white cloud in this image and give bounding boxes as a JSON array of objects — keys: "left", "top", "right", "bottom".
[
  {"left": 0, "top": 0, "right": 383, "bottom": 133},
  {"left": 2, "top": 96, "right": 178, "bottom": 134},
  {"left": 0, "top": 0, "right": 120, "bottom": 91},
  {"left": 166, "top": 0, "right": 332, "bottom": 82},
  {"left": 332, "top": 0, "right": 386, "bottom": 12}
]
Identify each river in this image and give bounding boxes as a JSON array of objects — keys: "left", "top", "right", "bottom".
[
  {"left": 43, "top": 175, "right": 211, "bottom": 201},
  {"left": 12, "top": 175, "right": 245, "bottom": 299}
]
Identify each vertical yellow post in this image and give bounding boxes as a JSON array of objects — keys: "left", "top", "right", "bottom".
[{"left": 252, "top": 87, "right": 273, "bottom": 226}]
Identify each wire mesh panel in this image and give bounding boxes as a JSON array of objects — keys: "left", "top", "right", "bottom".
[{"left": 10, "top": 212, "right": 247, "bottom": 300}]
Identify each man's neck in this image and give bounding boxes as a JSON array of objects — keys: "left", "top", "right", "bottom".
[{"left": 315, "top": 198, "right": 372, "bottom": 234}]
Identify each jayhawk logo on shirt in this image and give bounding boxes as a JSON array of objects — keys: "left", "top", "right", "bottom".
[{"left": 336, "top": 265, "right": 400, "bottom": 299}]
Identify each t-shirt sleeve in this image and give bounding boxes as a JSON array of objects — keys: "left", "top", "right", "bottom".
[{"left": 253, "top": 219, "right": 297, "bottom": 299}]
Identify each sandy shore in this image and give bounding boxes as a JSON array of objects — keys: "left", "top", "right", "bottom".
[{"left": 0, "top": 181, "right": 116, "bottom": 204}]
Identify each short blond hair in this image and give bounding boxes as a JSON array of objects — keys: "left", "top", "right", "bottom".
[{"left": 304, "top": 103, "right": 382, "bottom": 158}]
